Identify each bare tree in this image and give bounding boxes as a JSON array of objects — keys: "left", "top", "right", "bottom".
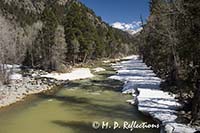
[
  {"left": 0, "top": 11, "right": 43, "bottom": 83},
  {"left": 52, "top": 25, "right": 67, "bottom": 71}
]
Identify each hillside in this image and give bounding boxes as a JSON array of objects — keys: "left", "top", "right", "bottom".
[{"left": 0, "top": 0, "right": 136, "bottom": 75}]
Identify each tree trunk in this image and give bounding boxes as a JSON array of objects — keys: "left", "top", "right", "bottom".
[
  {"left": 192, "top": 79, "right": 200, "bottom": 125},
  {"left": 83, "top": 53, "right": 87, "bottom": 63}
]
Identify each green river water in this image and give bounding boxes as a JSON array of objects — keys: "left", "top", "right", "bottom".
[{"left": 0, "top": 66, "right": 160, "bottom": 133}]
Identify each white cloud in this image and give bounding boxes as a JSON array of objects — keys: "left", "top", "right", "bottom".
[
  {"left": 111, "top": 22, "right": 125, "bottom": 30},
  {"left": 111, "top": 21, "right": 142, "bottom": 35}
]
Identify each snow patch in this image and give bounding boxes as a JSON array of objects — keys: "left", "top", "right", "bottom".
[
  {"left": 122, "top": 55, "right": 139, "bottom": 60},
  {"left": 41, "top": 68, "right": 94, "bottom": 81},
  {"left": 109, "top": 55, "right": 198, "bottom": 133},
  {"left": 92, "top": 67, "right": 106, "bottom": 73},
  {"left": 102, "top": 58, "right": 121, "bottom": 63},
  {"left": 9, "top": 73, "right": 23, "bottom": 80},
  {"left": 0, "top": 64, "right": 21, "bottom": 72}
]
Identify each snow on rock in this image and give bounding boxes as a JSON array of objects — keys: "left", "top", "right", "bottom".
[
  {"left": 122, "top": 80, "right": 161, "bottom": 92},
  {"left": 102, "top": 58, "right": 121, "bottom": 63},
  {"left": 0, "top": 64, "right": 22, "bottom": 81},
  {"left": 0, "top": 64, "right": 21, "bottom": 72},
  {"left": 109, "top": 55, "right": 198, "bottom": 133},
  {"left": 41, "top": 68, "right": 94, "bottom": 81},
  {"left": 122, "top": 55, "right": 139, "bottom": 60},
  {"left": 0, "top": 64, "right": 21, "bottom": 69},
  {"left": 165, "top": 123, "right": 197, "bottom": 133},
  {"left": 102, "top": 60, "right": 111, "bottom": 63},
  {"left": 92, "top": 67, "right": 106, "bottom": 73},
  {"left": 9, "top": 73, "right": 23, "bottom": 80}
]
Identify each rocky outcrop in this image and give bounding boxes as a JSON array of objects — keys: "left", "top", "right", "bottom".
[{"left": 0, "top": 69, "right": 67, "bottom": 109}]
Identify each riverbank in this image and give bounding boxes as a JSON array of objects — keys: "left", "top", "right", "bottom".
[
  {"left": 0, "top": 67, "right": 94, "bottom": 109},
  {"left": 0, "top": 61, "right": 160, "bottom": 133},
  {"left": 109, "top": 55, "right": 199, "bottom": 133},
  {"left": 0, "top": 55, "right": 124, "bottom": 109}
]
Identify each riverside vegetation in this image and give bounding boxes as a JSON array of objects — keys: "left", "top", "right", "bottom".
[
  {"left": 0, "top": 0, "right": 136, "bottom": 84},
  {"left": 0, "top": 62, "right": 160, "bottom": 133},
  {"left": 136, "top": 0, "right": 200, "bottom": 126},
  {"left": 0, "top": 0, "right": 137, "bottom": 108},
  {"left": 0, "top": 0, "right": 200, "bottom": 131}
]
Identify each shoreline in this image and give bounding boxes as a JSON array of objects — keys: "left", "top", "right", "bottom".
[
  {"left": 109, "top": 55, "right": 199, "bottom": 133},
  {"left": 0, "top": 56, "right": 119, "bottom": 110},
  {"left": 0, "top": 77, "right": 64, "bottom": 109},
  {"left": 0, "top": 85, "right": 60, "bottom": 113},
  {"left": 1, "top": 55, "right": 197, "bottom": 132},
  {"left": 0, "top": 67, "right": 94, "bottom": 109}
]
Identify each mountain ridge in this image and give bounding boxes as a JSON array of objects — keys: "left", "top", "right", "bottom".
[{"left": 111, "top": 21, "right": 142, "bottom": 35}]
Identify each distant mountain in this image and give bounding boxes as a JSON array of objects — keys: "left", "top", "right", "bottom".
[
  {"left": 126, "top": 28, "right": 142, "bottom": 35},
  {"left": 111, "top": 21, "right": 142, "bottom": 35}
]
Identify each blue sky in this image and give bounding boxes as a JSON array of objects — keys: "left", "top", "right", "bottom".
[{"left": 80, "top": 0, "right": 150, "bottom": 25}]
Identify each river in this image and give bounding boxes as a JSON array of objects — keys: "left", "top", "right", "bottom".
[{"left": 0, "top": 65, "right": 160, "bottom": 133}]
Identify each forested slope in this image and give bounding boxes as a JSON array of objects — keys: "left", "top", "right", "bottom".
[
  {"left": 0, "top": 0, "right": 136, "bottom": 77},
  {"left": 137, "top": 0, "right": 200, "bottom": 125}
]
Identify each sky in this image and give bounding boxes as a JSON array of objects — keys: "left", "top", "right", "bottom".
[{"left": 80, "top": 0, "right": 150, "bottom": 31}]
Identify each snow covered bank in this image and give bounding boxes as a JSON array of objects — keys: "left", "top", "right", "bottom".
[
  {"left": 109, "top": 55, "right": 198, "bottom": 133},
  {"left": 102, "top": 55, "right": 139, "bottom": 64},
  {"left": 92, "top": 67, "right": 106, "bottom": 73},
  {"left": 41, "top": 68, "right": 94, "bottom": 81}
]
